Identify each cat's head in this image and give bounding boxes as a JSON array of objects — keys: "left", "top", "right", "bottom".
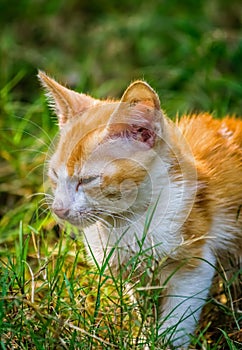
[{"left": 39, "top": 72, "right": 166, "bottom": 228}]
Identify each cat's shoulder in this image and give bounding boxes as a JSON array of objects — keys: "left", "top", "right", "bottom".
[{"left": 177, "top": 113, "right": 242, "bottom": 151}]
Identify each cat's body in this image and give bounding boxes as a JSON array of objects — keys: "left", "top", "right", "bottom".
[{"left": 39, "top": 71, "right": 242, "bottom": 348}]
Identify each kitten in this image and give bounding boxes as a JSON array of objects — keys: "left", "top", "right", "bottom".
[{"left": 39, "top": 71, "right": 242, "bottom": 348}]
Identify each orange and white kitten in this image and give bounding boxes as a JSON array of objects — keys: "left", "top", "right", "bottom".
[{"left": 39, "top": 71, "right": 242, "bottom": 348}]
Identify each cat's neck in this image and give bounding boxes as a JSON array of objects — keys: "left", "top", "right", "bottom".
[{"left": 83, "top": 128, "right": 197, "bottom": 269}]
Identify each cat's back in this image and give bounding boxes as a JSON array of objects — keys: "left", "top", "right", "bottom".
[
  {"left": 178, "top": 113, "right": 242, "bottom": 251},
  {"left": 178, "top": 113, "right": 242, "bottom": 149},
  {"left": 177, "top": 113, "right": 242, "bottom": 197},
  {"left": 177, "top": 113, "right": 242, "bottom": 173}
]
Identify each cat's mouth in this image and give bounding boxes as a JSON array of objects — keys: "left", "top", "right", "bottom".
[
  {"left": 67, "top": 209, "right": 100, "bottom": 228},
  {"left": 53, "top": 205, "right": 133, "bottom": 229},
  {"left": 52, "top": 206, "right": 96, "bottom": 228},
  {"left": 71, "top": 208, "right": 118, "bottom": 229},
  {"left": 70, "top": 208, "right": 131, "bottom": 229}
]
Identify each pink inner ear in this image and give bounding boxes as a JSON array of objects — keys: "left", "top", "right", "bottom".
[
  {"left": 108, "top": 123, "right": 156, "bottom": 148},
  {"left": 107, "top": 100, "right": 158, "bottom": 148},
  {"left": 129, "top": 125, "right": 156, "bottom": 148}
]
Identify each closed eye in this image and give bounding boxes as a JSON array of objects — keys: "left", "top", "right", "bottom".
[
  {"left": 76, "top": 175, "right": 99, "bottom": 191},
  {"left": 49, "top": 168, "right": 58, "bottom": 179}
]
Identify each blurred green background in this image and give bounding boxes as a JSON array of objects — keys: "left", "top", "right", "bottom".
[{"left": 1, "top": 0, "right": 242, "bottom": 115}]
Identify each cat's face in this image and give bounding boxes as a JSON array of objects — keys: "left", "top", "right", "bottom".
[{"left": 39, "top": 72, "right": 163, "bottom": 228}]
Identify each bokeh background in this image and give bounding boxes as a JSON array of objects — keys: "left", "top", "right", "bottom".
[{"left": 1, "top": 0, "right": 242, "bottom": 115}]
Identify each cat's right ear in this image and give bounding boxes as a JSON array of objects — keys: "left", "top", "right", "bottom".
[{"left": 38, "top": 71, "right": 97, "bottom": 128}]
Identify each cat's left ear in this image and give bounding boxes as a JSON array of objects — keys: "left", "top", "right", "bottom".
[
  {"left": 108, "top": 81, "right": 163, "bottom": 148},
  {"left": 120, "top": 80, "right": 160, "bottom": 110},
  {"left": 38, "top": 71, "right": 97, "bottom": 128}
]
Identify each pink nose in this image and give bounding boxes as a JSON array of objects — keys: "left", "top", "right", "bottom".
[{"left": 52, "top": 207, "right": 69, "bottom": 219}]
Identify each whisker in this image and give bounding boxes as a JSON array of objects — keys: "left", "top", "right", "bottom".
[
  {"left": 81, "top": 211, "right": 111, "bottom": 229},
  {"left": 9, "top": 148, "right": 48, "bottom": 156},
  {"left": 90, "top": 213, "right": 111, "bottom": 229},
  {"left": 1, "top": 127, "right": 52, "bottom": 150},
  {"left": 43, "top": 197, "right": 54, "bottom": 202},
  {"left": 99, "top": 208, "right": 134, "bottom": 223},
  {"left": 25, "top": 164, "right": 46, "bottom": 178},
  {"left": 13, "top": 115, "right": 55, "bottom": 144},
  {"left": 44, "top": 200, "right": 53, "bottom": 207},
  {"left": 39, "top": 204, "right": 51, "bottom": 211},
  {"left": 85, "top": 212, "right": 103, "bottom": 225},
  {"left": 27, "top": 192, "right": 54, "bottom": 204}
]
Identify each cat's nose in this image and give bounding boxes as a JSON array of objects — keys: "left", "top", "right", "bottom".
[{"left": 52, "top": 207, "right": 70, "bottom": 219}]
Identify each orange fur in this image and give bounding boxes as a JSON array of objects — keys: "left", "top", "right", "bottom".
[{"left": 180, "top": 114, "right": 242, "bottom": 250}]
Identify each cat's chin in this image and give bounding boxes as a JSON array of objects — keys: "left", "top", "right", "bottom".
[
  {"left": 67, "top": 212, "right": 127, "bottom": 230},
  {"left": 67, "top": 216, "right": 97, "bottom": 229},
  {"left": 76, "top": 221, "right": 97, "bottom": 229}
]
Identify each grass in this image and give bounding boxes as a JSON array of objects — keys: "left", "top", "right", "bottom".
[
  {"left": 0, "top": 0, "right": 242, "bottom": 348},
  {"left": 0, "top": 216, "right": 153, "bottom": 349},
  {"left": 0, "top": 209, "right": 241, "bottom": 349}
]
